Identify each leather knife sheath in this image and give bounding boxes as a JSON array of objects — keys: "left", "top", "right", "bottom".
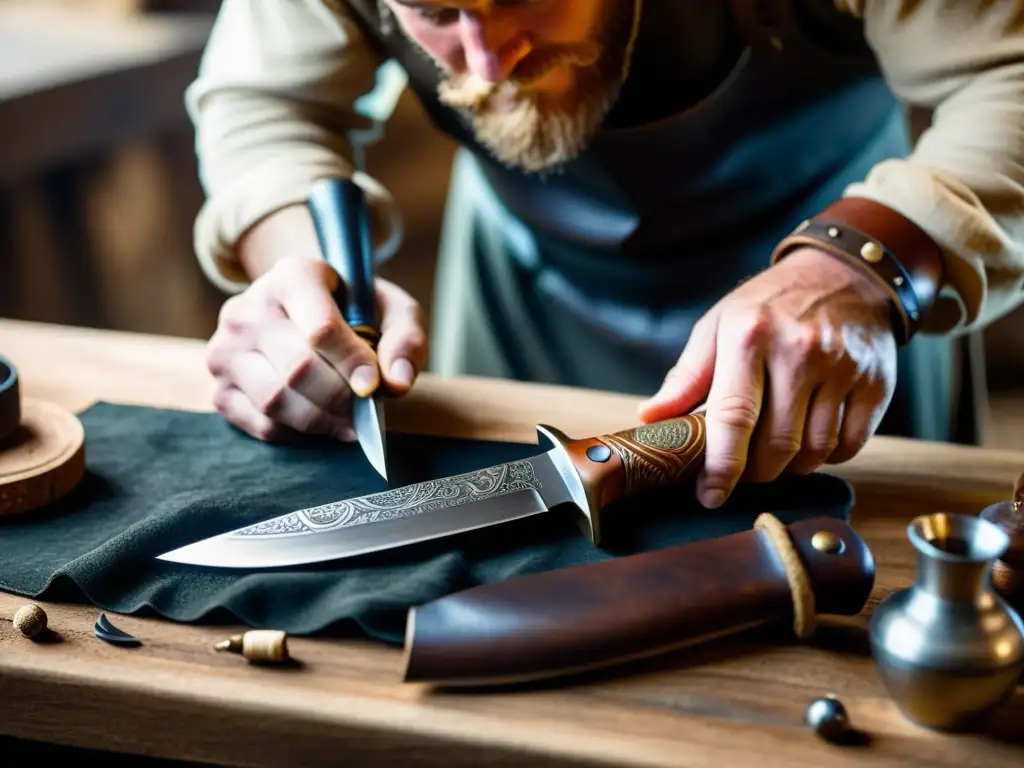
[{"left": 401, "top": 515, "right": 874, "bottom": 687}]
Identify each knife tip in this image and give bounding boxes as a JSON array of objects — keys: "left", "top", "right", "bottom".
[
  {"left": 154, "top": 548, "right": 188, "bottom": 564},
  {"left": 369, "top": 454, "right": 388, "bottom": 482},
  {"left": 155, "top": 544, "right": 211, "bottom": 567}
]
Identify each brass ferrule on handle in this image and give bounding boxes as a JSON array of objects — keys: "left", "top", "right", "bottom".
[{"left": 349, "top": 323, "right": 381, "bottom": 353}]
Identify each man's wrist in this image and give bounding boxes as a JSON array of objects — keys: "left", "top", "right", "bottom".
[
  {"left": 769, "top": 197, "right": 945, "bottom": 346},
  {"left": 237, "top": 205, "right": 325, "bottom": 281},
  {"left": 780, "top": 245, "right": 904, "bottom": 338}
]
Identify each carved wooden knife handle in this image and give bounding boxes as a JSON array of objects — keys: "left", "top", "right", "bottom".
[{"left": 537, "top": 413, "right": 706, "bottom": 545}]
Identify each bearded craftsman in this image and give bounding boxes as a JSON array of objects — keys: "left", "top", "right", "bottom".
[{"left": 187, "top": 0, "right": 1024, "bottom": 509}]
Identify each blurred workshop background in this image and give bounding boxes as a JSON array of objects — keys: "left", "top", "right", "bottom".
[{"left": 1, "top": 0, "right": 1022, "bottom": 448}]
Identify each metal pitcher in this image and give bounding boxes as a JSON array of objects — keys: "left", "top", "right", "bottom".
[{"left": 869, "top": 512, "right": 1024, "bottom": 731}]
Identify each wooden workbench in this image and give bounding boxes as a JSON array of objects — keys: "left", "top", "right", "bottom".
[{"left": 0, "top": 319, "right": 1022, "bottom": 767}]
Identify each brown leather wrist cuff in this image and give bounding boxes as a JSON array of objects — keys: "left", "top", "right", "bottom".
[{"left": 769, "top": 197, "right": 945, "bottom": 346}]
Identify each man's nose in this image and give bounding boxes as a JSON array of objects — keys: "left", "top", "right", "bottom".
[{"left": 459, "top": 12, "right": 530, "bottom": 83}]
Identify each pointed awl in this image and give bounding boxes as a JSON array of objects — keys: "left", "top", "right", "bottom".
[{"left": 308, "top": 176, "right": 389, "bottom": 482}]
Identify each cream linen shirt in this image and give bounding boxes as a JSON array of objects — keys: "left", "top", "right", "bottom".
[{"left": 186, "top": 0, "right": 1024, "bottom": 335}]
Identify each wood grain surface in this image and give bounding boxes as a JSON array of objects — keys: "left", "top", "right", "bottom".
[
  {"left": 0, "top": 397, "right": 86, "bottom": 517},
  {"left": 0, "top": 318, "right": 1022, "bottom": 767}
]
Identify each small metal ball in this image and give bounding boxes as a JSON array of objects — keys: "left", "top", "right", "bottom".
[
  {"left": 805, "top": 694, "right": 850, "bottom": 743},
  {"left": 13, "top": 604, "right": 47, "bottom": 638}
]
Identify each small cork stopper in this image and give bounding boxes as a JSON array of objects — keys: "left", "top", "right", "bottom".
[
  {"left": 214, "top": 630, "right": 289, "bottom": 664},
  {"left": 13, "top": 604, "right": 47, "bottom": 638}
]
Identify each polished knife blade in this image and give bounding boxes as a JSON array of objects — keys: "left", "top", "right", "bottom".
[
  {"left": 352, "top": 390, "right": 387, "bottom": 481},
  {"left": 156, "top": 412, "right": 708, "bottom": 569},
  {"left": 308, "top": 176, "right": 388, "bottom": 481},
  {"left": 159, "top": 449, "right": 573, "bottom": 568}
]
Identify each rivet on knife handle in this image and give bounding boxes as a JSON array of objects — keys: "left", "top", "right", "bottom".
[{"left": 538, "top": 413, "right": 706, "bottom": 546}]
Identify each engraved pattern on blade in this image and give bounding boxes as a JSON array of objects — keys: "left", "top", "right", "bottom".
[
  {"left": 233, "top": 460, "right": 542, "bottom": 538},
  {"left": 605, "top": 416, "right": 706, "bottom": 493}
]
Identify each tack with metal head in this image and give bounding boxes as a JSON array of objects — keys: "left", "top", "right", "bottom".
[{"left": 215, "top": 630, "right": 290, "bottom": 664}]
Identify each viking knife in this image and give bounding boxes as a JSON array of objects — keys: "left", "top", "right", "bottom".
[
  {"left": 308, "top": 176, "right": 388, "bottom": 482},
  {"left": 156, "top": 412, "right": 707, "bottom": 569}
]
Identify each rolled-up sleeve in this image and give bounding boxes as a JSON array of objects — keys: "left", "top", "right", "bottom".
[
  {"left": 836, "top": 0, "right": 1024, "bottom": 334},
  {"left": 186, "top": 0, "right": 393, "bottom": 293}
]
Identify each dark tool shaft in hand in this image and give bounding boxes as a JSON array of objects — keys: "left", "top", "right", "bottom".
[{"left": 308, "top": 176, "right": 388, "bottom": 482}]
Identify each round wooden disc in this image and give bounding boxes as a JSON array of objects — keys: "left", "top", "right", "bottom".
[{"left": 0, "top": 397, "right": 86, "bottom": 518}]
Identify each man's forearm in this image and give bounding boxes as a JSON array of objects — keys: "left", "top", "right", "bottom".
[
  {"left": 235, "top": 205, "right": 325, "bottom": 281},
  {"left": 187, "top": 0, "right": 396, "bottom": 294},
  {"left": 832, "top": 0, "right": 1024, "bottom": 334}
]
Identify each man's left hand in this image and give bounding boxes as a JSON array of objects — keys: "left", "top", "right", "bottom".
[{"left": 637, "top": 247, "right": 899, "bottom": 509}]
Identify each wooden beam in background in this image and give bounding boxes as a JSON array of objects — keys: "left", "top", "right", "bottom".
[{"left": 0, "top": 6, "right": 213, "bottom": 183}]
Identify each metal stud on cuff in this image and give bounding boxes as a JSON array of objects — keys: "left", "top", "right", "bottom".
[{"left": 826, "top": 225, "right": 920, "bottom": 323}]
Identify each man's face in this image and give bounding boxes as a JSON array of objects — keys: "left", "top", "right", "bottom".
[{"left": 384, "top": 0, "right": 637, "bottom": 173}]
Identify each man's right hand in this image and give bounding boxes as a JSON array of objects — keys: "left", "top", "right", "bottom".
[{"left": 205, "top": 255, "right": 428, "bottom": 442}]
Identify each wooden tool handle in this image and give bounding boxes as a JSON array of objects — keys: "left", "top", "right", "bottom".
[
  {"left": 307, "top": 176, "right": 380, "bottom": 350},
  {"left": 402, "top": 515, "right": 875, "bottom": 687},
  {"left": 537, "top": 413, "right": 706, "bottom": 545}
]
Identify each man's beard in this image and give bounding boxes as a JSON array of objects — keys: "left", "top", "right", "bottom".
[{"left": 433, "top": 4, "right": 638, "bottom": 175}]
